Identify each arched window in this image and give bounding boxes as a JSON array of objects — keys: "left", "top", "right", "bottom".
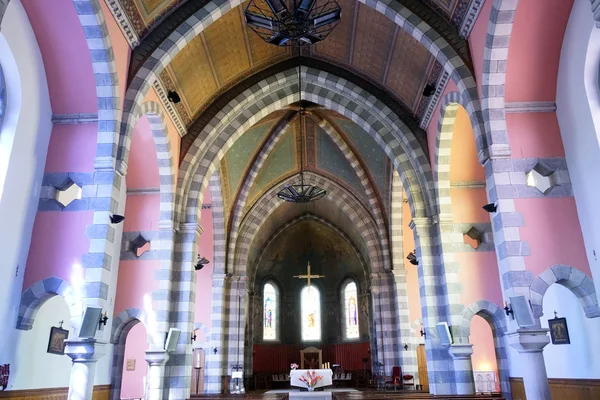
[
  {"left": 342, "top": 281, "right": 359, "bottom": 339},
  {"left": 263, "top": 282, "right": 278, "bottom": 340},
  {"left": 301, "top": 285, "right": 321, "bottom": 341}
]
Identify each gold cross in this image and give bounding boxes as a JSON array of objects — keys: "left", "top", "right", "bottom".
[{"left": 293, "top": 262, "right": 324, "bottom": 286}]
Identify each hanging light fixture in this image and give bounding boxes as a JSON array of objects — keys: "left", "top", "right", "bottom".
[
  {"left": 245, "top": 0, "right": 341, "bottom": 46},
  {"left": 277, "top": 68, "right": 327, "bottom": 203}
]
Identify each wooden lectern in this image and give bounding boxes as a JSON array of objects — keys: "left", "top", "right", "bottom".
[{"left": 300, "top": 347, "right": 322, "bottom": 369}]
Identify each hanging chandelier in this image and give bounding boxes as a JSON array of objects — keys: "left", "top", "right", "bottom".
[
  {"left": 244, "top": 0, "right": 341, "bottom": 46},
  {"left": 276, "top": 69, "right": 327, "bottom": 203}
]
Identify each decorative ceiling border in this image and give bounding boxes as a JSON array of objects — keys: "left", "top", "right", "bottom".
[
  {"left": 152, "top": 78, "right": 187, "bottom": 137},
  {"left": 418, "top": 0, "right": 484, "bottom": 130},
  {"left": 104, "top": 0, "right": 140, "bottom": 48}
]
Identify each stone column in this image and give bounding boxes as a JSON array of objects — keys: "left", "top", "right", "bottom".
[
  {"left": 145, "top": 350, "right": 170, "bottom": 400},
  {"left": 65, "top": 339, "right": 106, "bottom": 400},
  {"left": 507, "top": 329, "right": 551, "bottom": 400},
  {"left": 449, "top": 344, "right": 475, "bottom": 395}
]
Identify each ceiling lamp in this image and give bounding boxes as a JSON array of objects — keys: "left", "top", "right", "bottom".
[
  {"left": 245, "top": 0, "right": 341, "bottom": 46},
  {"left": 277, "top": 68, "right": 327, "bottom": 203}
]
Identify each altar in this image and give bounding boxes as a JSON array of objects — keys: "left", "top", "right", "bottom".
[{"left": 290, "top": 369, "right": 333, "bottom": 390}]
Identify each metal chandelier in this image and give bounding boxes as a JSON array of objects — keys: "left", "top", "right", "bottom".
[
  {"left": 276, "top": 68, "right": 327, "bottom": 203},
  {"left": 244, "top": 0, "right": 341, "bottom": 46}
]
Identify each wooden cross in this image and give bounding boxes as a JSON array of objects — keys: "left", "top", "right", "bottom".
[{"left": 294, "top": 262, "right": 324, "bottom": 286}]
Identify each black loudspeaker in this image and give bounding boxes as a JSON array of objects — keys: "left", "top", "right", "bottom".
[{"left": 80, "top": 307, "right": 102, "bottom": 338}]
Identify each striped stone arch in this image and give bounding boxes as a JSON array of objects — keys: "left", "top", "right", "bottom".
[
  {"left": 118, "top": 0, "right": 484, "bottom": 173},
  {"left": 110, "top": 308, "right": 149, "bottom": 400},
  {"left": 480, "top": 0, "right": 519, "bottom": 160},
  {"left": 209, "top": 171, "right": 226, "bottom": 275},
  {"left": 529, "top": 264, "right": 600, "bottom": 319},
  {"left": 193, "top": 321, "right": 211, "bottom": 348},
  {"left": 225, "top": 112, "right": 296, "bottom": 275},
  {"left": 434, "top": 91, "right": 463, "bottom": 216},
  {"left": 251, "top": 213, "right": 369, "bottom": 282},
  {"left": 316, "top": 114, "right": 390, "bottom": 270},
  {"left": 138, "top": 100, "right": 176, "bottom": 222},
  {"left": 235, "top": 171, "right": 384, "bottom": 274},
  {"left": 16, "top": 277, "right": 81, "bottom": 330},
  {"left": 177, "top": 67, "right": 435, "bottom": 233},
  {"left": 457, "top": 300, "right": 510, "bottom": 396}
]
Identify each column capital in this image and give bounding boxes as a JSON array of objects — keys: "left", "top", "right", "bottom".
[
  {"left": 448, "top": 343, "right": 474, "bottom": 359},
  {"left": 178, "top": 222, "right": 203, "bottom": 235},
  {"left": 64, "top": 338, "right": 107, "bottom": 363},
  {"left": 409, "top": 217, "right": 434, "bottom": 231},
  {"left": 158, "top": 220, "right": 177, "bottom": 232},
  {"left": 507, "top": 329, "right": 550, "bottom": 353},
  {"left": 145, "top": 349, "right": 170, "bottom": 366}
]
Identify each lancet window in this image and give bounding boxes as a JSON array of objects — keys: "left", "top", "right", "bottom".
[
  {"left": 301, "top": 285, "right": 321, "bottom": 341},
  {"left": 343, "top": 280, "right": 359, "bottom": 339},
  {"left": 263, "top": 282, "right": 278, "bottom": 340}
]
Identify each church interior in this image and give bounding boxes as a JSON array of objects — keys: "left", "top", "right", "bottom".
[{"left": 2, "top": 0, "right": 600, "bottom": 399}]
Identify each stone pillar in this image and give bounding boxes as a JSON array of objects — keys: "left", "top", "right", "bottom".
[
  {"left": 507, "top": 329, "right": 551, "bottom": 400},
  {"left": 449, "top": 344, "right": 475, "bottom": 395},
  {"left": 65, "top": 339, "right": 106, "bottom": 400},
  {"left": 145, "top": 350, "right": 170, "bottom": 400}
]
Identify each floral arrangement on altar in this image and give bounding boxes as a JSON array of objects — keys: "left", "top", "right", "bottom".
[
  {"left": 290, "top": 363, "right": 299, "bottom": 370},
  {"left": 299, "top": 370, "right": 322, "bottom": 391}
]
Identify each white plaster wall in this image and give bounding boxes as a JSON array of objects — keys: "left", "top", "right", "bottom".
[
  {"left": 0, "top": 0, "right": 52, "bottom": 369},
  {"left": 556, "top": 0, "right": 600, "bottom": 297},
  {"left": 9, "top": 296, "right": 73, "bottom": 390},
  {"left": 541, "top": 284, "right": 600, "bottom": 378}
]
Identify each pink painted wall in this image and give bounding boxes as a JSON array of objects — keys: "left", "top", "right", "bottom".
[
  {"left": 515, "top": 198, "right": 590, "bottom": 277},
  {"left": 450, "top": 106, "right": 485, "bottom": 182},
  {"left": 123, "top": 195, "right": 161, "bottom": 232},
  {"left": 506, "top": 113, "right": 565, "bottom": 159},
  {"left": 468, "top": 0, "right": 493, "bottom": 95},
  {"left": 22, "top": 0, "right": 97, "bottom": 114},
  {"left": 470, "top": 315, "right": 500, "bottom": 392},
  {"left": 505, "top": 0, "right": 574, "bottom": 102},
  {"left": 114, "top": 260, "right": 161, "bottom": 315},
  {"left": 450, "top": 189, "right": 489, "bottom": 224},
  {"left": 99, "top": 0, "right": 131, "bottom": 105},
  {"left": 44, "top": 124, "right": 98, "bottom": 173},
  {"left": 127, "top": 116, "right": 161, "bottom": 189},
  {"left": 121, "top": 323, "right": 149, "bottom": 399},
  {"left": 195, "top": 188, "right": 213, "bottom": 333},
  {"left": 402, "top": 198, "right": 422, "bottom": 335},
  {"left": 456, "top": 252, "right": 502, "bottom": 307},
  {"left": 23, "top": 212, "right": 93, "bottom": 289}
]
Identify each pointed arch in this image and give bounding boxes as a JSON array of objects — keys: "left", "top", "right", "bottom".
[
  {"left": 341, "top": 279, "right": 360, "bottom": 340},
  {"left": 458, "top": 300, "right": 510, "bottom": 396},
  {"left": 110, "top": 308, "right": 149, "bottom": 400},
  {"left": 529, "top": 264, "right": 600, "bottom": 318},
  {"left": 16, "top": 277, "right": 81, "bottom": 330},
  {"left": 262, "top": 281, "right": 279, "bottom": 341}
]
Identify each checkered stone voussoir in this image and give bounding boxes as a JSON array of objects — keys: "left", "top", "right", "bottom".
[
  {"left": 16, "top": 277, "right": 80, "bottom": 330},
  {"left": 177, "top": 68, "right": 435, "bottom": 238},
  {"left": 234, "top": 172, "right": 384, "bottom": 275},
  {"left": 529, "top": 264, "right": 600, "bottom": 319}
]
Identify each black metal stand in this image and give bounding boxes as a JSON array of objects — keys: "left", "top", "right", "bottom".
[{"left": 194, "top": 367, "right": 203, "bottom": 394}]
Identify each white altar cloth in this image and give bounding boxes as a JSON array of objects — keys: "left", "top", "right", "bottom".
[{"left": 290, "top": 369, "right": 333, "bottom": 389}]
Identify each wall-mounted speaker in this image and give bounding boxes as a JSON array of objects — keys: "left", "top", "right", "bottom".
[
  {"left": 435, "top": 322, "right": 453, "bottom": 345},
  {"left": 510, "top": 295, "right": 536, "bottom": 328},
  {"left": 165, "top": 328, "right": 181, "bottom": 352},
  {"left": 80, "top": 307, "right": 102, "bottom": 338}
]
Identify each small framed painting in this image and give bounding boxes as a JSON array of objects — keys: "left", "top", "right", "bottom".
[
  {"left": 548, "top": 317, "right": 570, "bottom": 345},
  {"left": 126, "top": 359, "right": 136, "bottom": 371},
  {"left": 47, "top": 326, "right": 69, "bottom": 355}
]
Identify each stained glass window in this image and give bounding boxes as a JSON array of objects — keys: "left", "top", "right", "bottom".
[
  {"left": 343, "top": 281, "right": 359, "bottom": 339},
  {"left": 301, "top": 285, "right": 321, "bottom": 341},
  {"left": 263, "top": 282, "right": 278, "bottom": 340}
]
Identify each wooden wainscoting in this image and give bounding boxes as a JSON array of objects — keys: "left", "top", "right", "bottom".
[
  {"left": 510, "top": 377, "right": 600, "bottom": 400},
  {"left": 0, "top": 385, "right": 110, "bottom": 400}
]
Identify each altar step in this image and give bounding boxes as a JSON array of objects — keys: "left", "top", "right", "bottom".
[{"left": 189, "top": 391, "right": 506, "bottom": 400}]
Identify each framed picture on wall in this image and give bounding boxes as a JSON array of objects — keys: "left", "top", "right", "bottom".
[
  {"left": 548, "top": 317, "right": 570, "bottom": 345},
  {"left": 47, "top": 326, "right": 69, "bottom": 355},
  {"left": 126, "top": 359, "right": 136, "bottom": 371}
]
